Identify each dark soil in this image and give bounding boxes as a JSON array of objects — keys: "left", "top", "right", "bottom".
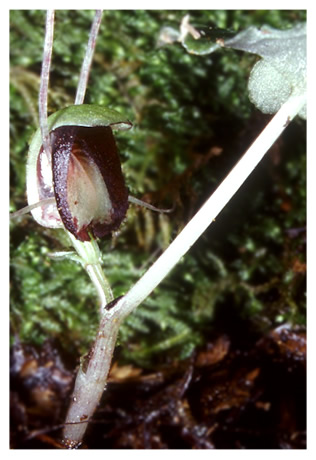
[{"left": 10, "top": 324, "right": 306, "bottom": 449}]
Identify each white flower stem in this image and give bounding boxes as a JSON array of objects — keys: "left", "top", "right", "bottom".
[{"left": 62, "top": 93, "right": 305, "bottom": 448}]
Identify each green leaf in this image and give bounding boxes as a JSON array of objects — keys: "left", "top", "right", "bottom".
[
  {"left": 169, "top": 17, "right": 306, "bottom": 119},
  {"left": 224, "top": 23, "right": 306, "bottom": 118}
]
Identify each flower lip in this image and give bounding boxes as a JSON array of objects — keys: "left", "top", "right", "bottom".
[{"left": 51, "top": 125, "right": 129, "bottom": 241}]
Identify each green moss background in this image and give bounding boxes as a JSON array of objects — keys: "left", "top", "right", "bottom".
[{"left": 10, "top": 10, "right": 306, "bottom": 366}]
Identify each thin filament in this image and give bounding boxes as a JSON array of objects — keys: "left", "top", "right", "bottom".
[
  {"left": 75, "top": 10, "right": 103, "bottom": 105},
  {"left": 128, "top": 195, "right": 173, "bottom": 213},
  {"left": 38, "top": 10, "right": 55, "bottom": 159},
  {"left": 10, "top": 197, "right": 56, "bottom": 219}
]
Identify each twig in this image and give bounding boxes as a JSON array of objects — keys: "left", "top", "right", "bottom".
[{"left": 75, "top": 10, "right": 103, "bottom": 105}]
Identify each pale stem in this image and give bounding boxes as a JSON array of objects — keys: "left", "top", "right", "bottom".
[
  {"left": 38, "top": 10, "right": 55, "bottom": 159},
  {"left": 62, "top": 235, "right": 115, "bottom": 448},
  {"left": 75, "top": 10, "right": 103, "bottom": 105},
  {"left": 67, "top": 233, "right": 114, "bottom": 310},
  {"left": 110, "top": 93, "right": 306, "bottom": 320},
  {"left": 63, "top": 310, "right": 121, "bottom": 448},
  {"left": 62, "top": 93, "right": 305, "bottom": 448},
  {"left": 63, "top": 237, "right": 117, "bottom": 449}
]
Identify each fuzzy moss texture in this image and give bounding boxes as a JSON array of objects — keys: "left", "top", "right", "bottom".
[{"left": 10, "top": 10, "right": 306, "bottom": 367}]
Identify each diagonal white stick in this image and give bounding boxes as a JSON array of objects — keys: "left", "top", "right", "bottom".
[{"left": 111, "top": 93, "right": 306, "bottom": 320}]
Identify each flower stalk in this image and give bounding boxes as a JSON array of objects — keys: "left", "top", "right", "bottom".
[{"left": 67, "top": 233, "right": 114, "bottom": 310}]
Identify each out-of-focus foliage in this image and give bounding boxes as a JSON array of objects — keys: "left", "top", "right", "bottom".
[{"left": 10, "top": 10, "right": 306, "bottom": 367}]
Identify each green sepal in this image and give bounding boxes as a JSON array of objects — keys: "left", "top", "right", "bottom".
[{"left": 45, "top": 104, "right": 132, "bottom": 132}]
